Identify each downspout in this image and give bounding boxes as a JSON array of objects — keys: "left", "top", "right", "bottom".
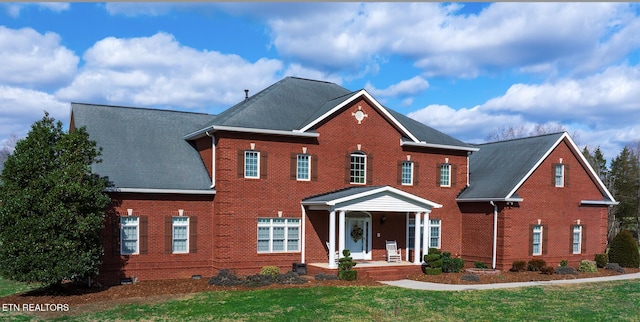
[
  {"left": 490, "top": 201, "right": 498, "bottom": 270},
  {"left": 205, "top": 131, "right": 215, "bottom": 189},
  {"left": 300, "top": 204, "right": 306, "bottom": 264}
]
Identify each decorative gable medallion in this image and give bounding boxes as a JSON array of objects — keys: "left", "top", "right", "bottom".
[{"left": 352, "top": 106, "right": 368, "bottom": 124}]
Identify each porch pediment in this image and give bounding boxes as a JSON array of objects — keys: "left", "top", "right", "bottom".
[{"left": 302, "top": 186, "right": 442, "bottom": 212}]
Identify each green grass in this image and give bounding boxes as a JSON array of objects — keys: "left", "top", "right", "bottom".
[
  {"left": 0, "top": 278, "right": 37, "bottom": 298},
  {"left": 2, "top": 280, "right": 638, "bottom": 321}
]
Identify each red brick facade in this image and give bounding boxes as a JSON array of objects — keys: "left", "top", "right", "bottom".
[{"left": 94, "top": 97, "right": 611, "bottom": 282}]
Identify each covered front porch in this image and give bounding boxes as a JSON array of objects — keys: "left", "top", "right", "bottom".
[{"left": 301, "top": 186, "right": 442, "bottom": 269}]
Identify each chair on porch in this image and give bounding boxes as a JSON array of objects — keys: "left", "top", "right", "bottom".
[
  {"left": 326, "top": 241, "right": 339, "bottom": 264},
  {"left": 385, "top": 240, "right": 402, "bottom": 263}
]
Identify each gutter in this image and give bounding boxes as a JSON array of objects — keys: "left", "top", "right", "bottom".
[
  {"left": 490, "top": 201, "right": 498, "bottom": 270},
  {"left": 400, "top": 140, "right": 479, "bottom": 152},
  {"left": 184, "top": 125, "right": 320, "bottom": 140},
  {"left": 106, "top": 187, "right": 216, "bottom": 195},
  {"left": 580, "top": 200, "right": 619, "bottom": 206}
]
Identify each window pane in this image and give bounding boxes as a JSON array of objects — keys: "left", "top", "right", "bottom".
[
  {"left": 258, "top": 227, "right": 270, "bottom": 239},
  {"left": 257, "top": 240, "right": 269, "bottom": 252},
  {"left": 350, "top": 154, "right": 366, "bottom": 184},
  {"left": 273, "top": 227, "right": 285, "bottom": 239},
  {"left": 173, "top": 240, "right": 187, "bottom": 252},
  {"left": 122, "top": 226, "right": 137, "bottom": 239},
  {"left": 555, "top": 165, "right": 564, "bottom": 187},
  {"left": 287, "top": 239, "right": 299, "bottom": 251},
  {"left": 122, "top": 240, "right": 137, "bottom": 253},
  {"left": 297, "top": 155, "right": 310, "bottom": 180},
  {"left": 245, "top": 151, "right": 259, "bottom": 178},
  {"left": 272, "top": 239, "right": 284, "bottom": 251},
  {"left": 173, "top": 226, "right": 187, "bottom": 239},
  {"left": 402, "top": 162, "right": 412, "bottom": 184},
  {"left": 440, "top": 164, "right": 450, "bottom": 186}
]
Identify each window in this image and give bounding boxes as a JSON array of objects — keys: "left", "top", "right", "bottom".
[
  {"left": 401, "top": 161, "right": 413, "bottom": 185},
  {"left": 172, "top": 217, "right": 189, "bottom": 254},
  {"left": 440, "top": 164, "right": 451, "bottom": 187},
  {"left": 350, "top": 153, "right": 366, "bottom": 184},
  {"left": 555, "top": 164, "right": 564, "bottom": 187},
  {"left": 245, "top": 151, "right": 260, "bottom": 178},
  {"left": 297, "top": 154, "right": 311, "bottom": 181},
  {"left": 532, "top": 225, "right": 543, "bottom": 256},
  {"left": 257, "top": 218, "right": 300, "bottom": 253},
  {"left": 429, "top": 219, "right": 441, "bottom": 249},
  {"left": 408, "top": 218, "right": 441, "bottom": 249},
  {"left": 573, "top": 225, "right": 582, "bottom": 254},
  {"left": 121, "top": 217, "right": 139, "bottom": 255}
]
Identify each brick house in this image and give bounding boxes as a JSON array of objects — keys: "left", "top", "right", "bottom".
[{"left": 69, "top": 77, "right": 616, "bottom": 282}]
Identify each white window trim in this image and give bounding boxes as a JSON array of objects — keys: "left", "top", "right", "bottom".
[
  {"left": 532, "top": 225, "right": 543, "bottom": 256},
  {"left": 350, "top": 153, "right": 367, "bottom": 185},
  {"left": 120, "top": 217, "right": 139, "bottom": 255},
  {"left": 172, "top": 217, "right": 190, "bottom": 254},
  {"left": 573, "top": 225, "right": 582, "bottom": 254},
  {"left": 440, "top": 163, "right": 451, "bottom": 187},
  {"left": 555, "top": 164, "right": 565, "bottom": 187},
  {"left": 244, "top": 150, "right": 260, "bottom": 179},
  {"left": 408, "top": 219, "right": 441, "bottom": 249},
  {"left": 401, "top": 161, "right": 413, "bottom": 186},
  {"left": 296, "top": 154, "right": 311, "bottom": 181},
  {"left": 257, "top": 218, "right": 301, "bottom": 253}
]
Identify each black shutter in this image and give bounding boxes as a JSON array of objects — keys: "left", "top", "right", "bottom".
[
  {"left": 397, "top": 161, "right": 404, "bottom": 185},
  {"left": 190, "top": 216, "right": 198, "bottom": 253},
  {"left": 237, "top": 150, "right": 245, "bottom": 178},
  {"left": 581, "top": 225, "right": 587, "bottom": 254},
  {"left": 451, "top": 164, "right": 458, "bottom": 187},
  {"left": 414, "top": 162, "right": 420, "bottom": 186},
  {"left": 542, "top": 224, "right": 548, "bottom": 255},
  {"left": 113, "top": 215, "right": 121, "bottom": 255},
  {"left": 366, "top": 153, "right": 373, "bottom": 185},
  {"left": 565, "top": 164, "right": 570, "bottom": 187},
  {"left": 529, "top": 224, "right": 534, "bottom": 256},
  {"left": 260, "top": 151, "right": 268, "bottom": 179},
  {"left": 311, "top": 154, "right": 318, "bottom": 181},
  {"left": 345, "top": 151, "right": 351, "bottom": 184},
  {"left": 290, "top": 153, "right": 297, "bottom": 180},
  {"left": 569, "top": 225, "right": 574, "bottom": 254},
  {"left": 139, "top": 216, "right": 149, "bottom": 255},
  {"left": 165, "top": 216, "right": 173, "bottom": 254},
  {"left": 436, "top": 163, "right": 442, "bottom": 186}
]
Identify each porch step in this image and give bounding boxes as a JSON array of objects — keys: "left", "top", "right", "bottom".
[{"left": 361, "top": 268, "right": 408, "bottom": 281}]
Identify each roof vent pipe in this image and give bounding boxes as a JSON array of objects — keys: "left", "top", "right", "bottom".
[{"left": 244, "top": 89, "right": 249, "bottom": 100}]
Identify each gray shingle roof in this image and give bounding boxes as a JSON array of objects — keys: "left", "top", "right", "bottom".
[
  {"left": 303, "top": 186, "right": 385, "bottom": 203},
  {"left": 71, "top": 103, "right": 216, "bottom": 191},
  {"left": 457, "top": 132, "right": 565, "bottom": 200}
]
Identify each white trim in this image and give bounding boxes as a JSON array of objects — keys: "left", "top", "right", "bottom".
[
  {"left": 439, "top": 163, "right": 451, "bottom": 187},
  {"left": 532, "top": 224, "right": 543, "bottom": 256},
  {"left": 400, "top": 140, "right": 479, "bottom": 152},
  {"left": 301, "top": 205, "right": 306, "bottom": 264},
  {"left": 572, "top": 225, "right": 582, "bottom": 254},
  {"left": 456, "top": 197, "right": 524, "bottom": 202},
  {"left": 314, "top": 186, "right": 442, "bottom": 209},
  {"left": 184, "top": 125, "right": 320, "bottom": 140},
  {"left": 120, "top": 216, "right": 139, "bottom": 255},
  {"left": 244, "top": 150, "right": 260, "bottom": 179},
  {"left": 296, "top": 154, "right": 311, "bottom": 181},
  {"left": 401, "top": 161, "right": 414, "bottom": 186},
  {"left": 208, "top": 131, "right": 216, "bottom": 188},
  {"left": 172, "top": 216, "right": 189, "bottom": 254},
  {"left": 349, "top": 152, "right": 367, "bottom": 185},
  {"left": 298, "top": 90, "right": 421, "bottom": 142},
  {"left": 106, "top": 188, "right": 216, "bottom": 195},
  {"left": 580, "top": 200, "right": 619, "bottom": 206},
  {"left": 555, "top": 164, "right": 565, "bottom": 188},
  {"left": 564, "top": 133, "right": 616, "bottom": 202}
]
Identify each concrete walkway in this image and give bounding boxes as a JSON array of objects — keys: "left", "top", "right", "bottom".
[{"left": 381, "top": 272, "right": 640, "bottom": 291}]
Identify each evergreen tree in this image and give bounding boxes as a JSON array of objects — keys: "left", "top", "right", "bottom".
[
  {"left": 0, "top": 113, "right": 111, "bottom": 286},
  {"left": 610, "top": 146, "right": 640, "bottom": 239}
]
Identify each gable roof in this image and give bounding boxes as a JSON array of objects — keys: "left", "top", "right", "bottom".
[
  {"left": 71, "top": 103, "right": 216, "bottom": 193},
  {"left": 457, "top": 132, "right": 616, "bottom": 204},
  {"left": 186, "top": 77, "right": 476, "bottom": 151}
]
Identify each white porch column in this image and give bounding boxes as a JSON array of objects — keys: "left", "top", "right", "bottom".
[
  {"left": 338, "top": 210, "right": 346, "bottom": 259},
  {"left": 329, "top": 209, "right": 337, "bottom": 268},
  {"left": 413, "top": 212, "right": 422, "bottom": 264},
  {"left": 405, "top": 213, "right": 410, "bottom": 262},
  {"left": 422, "top": 211, "right": 430, "bottom": 261}
]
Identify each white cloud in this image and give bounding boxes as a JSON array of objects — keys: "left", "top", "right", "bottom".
[
  {"left": 0, "top": 85, "right": 69, "bottom": 141},
  {"left": 0, "top": 27, "right": 79, "bottom": 87},
  {"left": 2, "top": 3, "right": 69, "bottom": 18},
  {"left": 365, "top": 76, "right": 429, "bottom": 98},
  {"left": 55, "top": 33, "right": 284, "bottom": 110}
]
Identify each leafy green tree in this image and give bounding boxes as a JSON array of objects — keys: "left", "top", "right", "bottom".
[
  {"left": 0, "top": 113, "right": 111, "bottom": 286},
  {"left": 610, "top": 146, "right": 640, "bottom": 238},
  {"left": 608, "top": 230, "right": 640, "bottom": 268}
]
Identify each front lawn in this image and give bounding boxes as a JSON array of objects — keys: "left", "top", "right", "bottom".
[{"left": 2, "top": 280, "right": 638, "bottom": 321}]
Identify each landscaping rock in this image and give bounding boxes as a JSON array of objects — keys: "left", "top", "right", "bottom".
[
  {"left": 554, "top": 266, "right": 578, "bottom": 275},
  {"left": 461, "top": 274, "right": 480, "bottom": 282},
  {"left": 208, "top": 269, "right": 243, "bottom": 286},
  {"left": 276, "top": 271, "right": 307, "bottom": 285},
  {"left": 605, "top": 263, "right": 625, "bottom": 274},
  {"left": 243, "top": 274, "right": 274, "bottom": 287}
]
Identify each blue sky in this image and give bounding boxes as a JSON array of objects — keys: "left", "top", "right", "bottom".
[{"left": 1, "top": 2, "right": 639, "bottom": 160}]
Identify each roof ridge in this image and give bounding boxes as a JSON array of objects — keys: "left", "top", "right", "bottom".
[
  {"left": 71, "top": 102, "right": 214, "bottom": 116},
  {"left": 478, "top": 131, "right": 566, "bottom": 146}
]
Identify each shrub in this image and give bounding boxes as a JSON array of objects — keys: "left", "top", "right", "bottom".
[
  {"left": 559, "top": 259, "right": 568, "bottom": 267},
  {"left": 577, "top": 260, "right": 598, "bottom": 273},
  {"left": 608, "top": 230, "right": 640, "bottom": 268},
  {"left": 510, "top": 260, "right": 527, "bottom": 272},
  {"left": 555, "top": 266, "right": 578, "bottom": 275},
  {"left": 474, "top": 261, "right": 489, "bottom": 269},
  {"left": 338, "top": 249, "right": 357, "bottom": 281},
  {"left": 604, "top": 263, "right": 625, "bottom": 274},
  {"left": 244, "top": 274, "right": 274, "bottom": 287},
  {"left": 275, "top": 271, "right": 307, "bottom": 285},
  {"left": 540, "top": 266, "right": 555, "bottom": 275},
  {"left": 527, "top": 259, "right": 547, "bottom": 271},
  {"left": 208, "top": 269, "right": 243, "bottom": 286},
  {"left": 423, "top": 248, "right": 445, "bottom": 275},
  {"left": 315, "top": 273, "right": 338, "bottom": 281},
  {"left": 594, "top": 253, "right": 608, "bottom": 268},
  {"left": 424, "top": 267, "right": 443, "bottom": 275},
  {"left": 442, "top": 257, "right": 465, "bottom": 273},
  {"left": 260, "top": 266, "right": 280, "bottom": 279}
]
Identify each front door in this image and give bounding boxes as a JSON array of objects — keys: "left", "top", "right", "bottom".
[{"left": 345, "top": 213, "right": 371, "bottom": 260}]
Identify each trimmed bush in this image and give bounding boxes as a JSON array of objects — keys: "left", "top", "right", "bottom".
[
  {"left": 527, "top": 259, "right": 547, "bottom": 272},
  {"left": 540, "top": 266, "right": 555, "bottom": 275},
  {"left": 338, "top": 249, "right": 357, "bottom": 281},
  {"left": 243, "top": 274, "right": 274, "bottom": 287},
  {"left": 555, "top": 266, "right": 578, "bottom": 275},
  {"left": 424, "top": 267, "right": 443, "bottom": 275},
  {"left": 577, "top": 260, "right": 598, "bottom": 273},
  {"left": 338, "top": 270, "right": 358, "bottom": 281},
  {"left": 559, "top": 259, "right": 568, "bottom": 267},
  {"left": 608, "top": 230, "right": 640, "bottom": 268},
  {"left": 208, "top": 269, "right": 243, "bottom": 286},
  {"left": 260, "top": 266, "right": 280, "bottom": 279},
  {"left": 594, "top": 253, "right": 608, "bottom": 268},
  {"left": 474, "top": 261, "right": 489, "bottom": 269},
  {"left": 442, "top": 257, "right": 465, "bottom": 273},
  {"left": 510, "top": 260, "right": 527, "bottom": 272},
  {"left": 423, "top": 248, "right": 445, "bottom": 275},
  {"left": 604, "top": 263, "right": 625, "bottom": 274}
]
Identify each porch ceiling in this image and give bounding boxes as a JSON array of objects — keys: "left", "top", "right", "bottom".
[{"left": 302, "top": 185, "right": 442, "bottom": 212}]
